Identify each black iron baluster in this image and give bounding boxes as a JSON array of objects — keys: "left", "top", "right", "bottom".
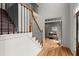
[
  {"left": 21, "top": 4, "right": 22, "bottom": 33},
  {"left": 13, "top": 4, "right": 15, "bottom": 34},
  {"left": 24, "top": 6, "right": 25, "bottom": 33},
  {"left": 27, "top": 8, "right": 29, "bottom": 32},
  {"left": 13, "top": 23, "right": 15, "bottom": 34},
  {"left": 7, "top": 3, "right": 9, "bottom": 34},
  {"left": 1, "top": 3, "right": 3, "bottom": 35}
]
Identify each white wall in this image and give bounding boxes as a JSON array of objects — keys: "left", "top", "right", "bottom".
[
  {"left": 69, "top": 3, "right": 79, "bottom": 55},
  {"left": 38, "top": 3, "right": 70, "bottom": 48},
  {"left": 0, "top": 3, "right": 5, "bottom": 56},
  {"left": 0, "top": 41, "right": 5, "bottom": 55},
  {"left": 0, "top": 33, "right": 41, "bottom": 56}
]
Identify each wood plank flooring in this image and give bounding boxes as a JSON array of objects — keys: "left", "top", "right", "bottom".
[{"left": 38, "top": 38, "right": 73, "bottom": 56}]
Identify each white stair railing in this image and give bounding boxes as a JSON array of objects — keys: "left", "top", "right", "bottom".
[{"left": 19, "top": 3, "right": 43, "bottom": 45}]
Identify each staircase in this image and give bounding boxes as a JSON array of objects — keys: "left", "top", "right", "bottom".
[
  {"left": 0, "top": 4, "right": 43, "bottom": 54},
  {"left": 18, "top": 3, "right": 43, "bottom": 46},
  {"left": 31, "top": 11, "right": 43, "bottom": 46}
]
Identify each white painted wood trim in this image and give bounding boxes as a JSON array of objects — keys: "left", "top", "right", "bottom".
[
  {"left": 18, "top": 4, "right": 21, "bottom": 32},
  {"left": 22, "top": 5, "right": 24, "bottom": 32},
  {"left": 45, "top": 20, "right": 62, "bottom": 23},
  {"left": 27, "top": 9, "right": 30, "bottom": 32},
  {"left": 25, "top": 8, "right": 28, "bottom": 32},
  {"left": 2, "top": 3, "right": 5, "bottom": 9}
]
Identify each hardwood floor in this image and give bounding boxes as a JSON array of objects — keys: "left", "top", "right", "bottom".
[{"left": 38, "top": 38, "right": 73, "bottom": 56}]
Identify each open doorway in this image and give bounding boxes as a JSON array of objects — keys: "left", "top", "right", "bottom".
[{"left": 45, "top": 17, "right": 62, "bottom": 43}]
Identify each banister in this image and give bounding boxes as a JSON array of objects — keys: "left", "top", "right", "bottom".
[
  {"left": 30, "top": 10, "right": 42, "bottom": 32},
  {"left": 21, "top": 3, "right": 43, "bottom": 32}
]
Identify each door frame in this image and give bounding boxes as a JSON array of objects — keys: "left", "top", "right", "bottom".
[
  {"left": 76, "top": 11, "right": 79, "bottom": 56},
  {"left": 45, "top": 18, "right": 62, "bottom": 43}
]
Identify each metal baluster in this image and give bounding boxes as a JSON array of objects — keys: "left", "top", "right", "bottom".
[
  {"left": 13, "top": 4, "right": 15, "bottom": 34},
  {"left": 24, "top": 6, "right": 25, "bottom": 33},
  {"left": 7, "top": 3, "right": 9, "bottom": 34},
  {"left": 21, "top": 4, "right": 22, "bottom": 33},
  {"left": 1, "top": 3, "right": 3, "bottom": 35}
]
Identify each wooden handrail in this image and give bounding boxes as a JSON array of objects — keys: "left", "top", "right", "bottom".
[{"left": 30, "top": 10, "right": 42, "bottom": 32}]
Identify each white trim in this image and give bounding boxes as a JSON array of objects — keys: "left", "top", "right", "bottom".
[
  {"left": 74, "top": 6, "right": 79, "bottom": 15},
  {"left": 22, "top": 5, "right": 24, "bottom": 32},
  {"left": 25, "top": 7, "right": 28, "bottom": 32},
  {"left": 2, "top": 3, "right": 5, "bottom": 9},
  {"left": 27, "top": 9, "right": 30, "bottom": 32},
  {"left": 18, "top": 4, "right": 21, "bottom": 32},
  {"left": 0, "top": 32, "right": 32, "bottom": 41},
  {"left": 45, "top": 20, "right": 62, "bottom": 23}
]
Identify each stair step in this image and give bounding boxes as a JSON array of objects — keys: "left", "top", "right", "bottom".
[{"left": 32, "top": 37, "right": 41, "bottom": 47}]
